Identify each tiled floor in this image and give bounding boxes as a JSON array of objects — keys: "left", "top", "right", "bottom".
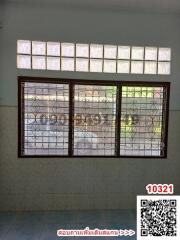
[{"left": 0, "top": 210, "right": 136, "bottom": 240}]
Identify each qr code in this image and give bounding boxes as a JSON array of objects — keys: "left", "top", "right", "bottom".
[{"left": 137, "top": 196, "right": 180, "bottom": 240}]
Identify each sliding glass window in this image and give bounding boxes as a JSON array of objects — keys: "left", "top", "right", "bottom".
[{"left": 18, "top": 77, "right": 170, "bottom": 158}]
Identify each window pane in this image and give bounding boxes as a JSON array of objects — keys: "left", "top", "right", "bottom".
[
  {"left": 90, "top": 44, "right": 103, "bottom": 58},
  {"left": 158, "top": 62, "right": 171, "bottom": 75},
  {"left": 117, "top": 60, "right": 130, "bottom": 73},
  {"left": 104, "top": 45, "right": 117, "bottom": 59},
  {"left": 120, "top": 86, "right": 165, "bottom": 156},
  {"left": 131, "top": 47, "right": 144, "bottom": 60},
  {"left": 32, "top": 56, "right": 46, "bottom": 70},
  {"left": 76, "top": 44, "right": 89, "bottom": 57},
  {"left": 145, "top": 47, "right": 157, "bottom": 60},
  {"left": 103, "top": 60, "right": 116, "bottom": 73},
  {"left": 158, "top": 48, "right": 171, "bottom": 61},
  {"left": 73, "top": 85, "right": 117, "bottom": 156},
  {"left": 90, "top": 59, "right": 103, "bottom": 72},
  {"left": 118, "top": 46, "right": 130, "bottom": 59},
  {"left": 32, "top": 41, "right": 46, "bottom": 55},
  {"left": 47, "top": 57, "right": 60, "bottom": 70},
  {"left": 144, "top": 61, "right": 157, "bottom": 74},
  {"left": 61, "top": 43, "right": 75, "bottom": 57},
  {"left": 61, "top": 58, "right": 74, "bottom": 71},
  {"left": 17, "top": 55, "right": 31, "bottom": 69},
  {"left": 17, "top": 40, "right": 31, "bottom": 54},
  {"left": 131, "top": 61, "right": 143, "bottom": 74},
  {"left": 76, "top": 58, "right": 89, "bottom": 72},
  {"left": 23, "top": 82, "right": 69, "bottom": 155},
  {"left": 47, "top": 42, "right": 60, "bottom": 56}
]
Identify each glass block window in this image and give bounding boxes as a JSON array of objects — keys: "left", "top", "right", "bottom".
[
  {"left": 17, "top": 40, "right": 172, "bottom": 75},
  {"left": 19, "top": 77, "right": 170, "bottom": 158}
]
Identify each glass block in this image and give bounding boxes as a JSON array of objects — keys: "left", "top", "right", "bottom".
[
  {"left": 32, "top": 56, "right": 46, "bottom": 70},
  {"left": 131, "top": 47, "right": 144, "bottom": 60},
  {"left": 158, "top": 48, "right": 171, "bottom": 61},
  {"left": 17, "top": 55, "right": 31, "bottom": 69},
  {"left": 90, "top": 59, "right": 103, "bottom": 72},
  {"left": 103, "top": 60, "right": 116, "bottom": 73},
  {"left": 145, "top": 47, "right": 157, "bottom": 60},
  {"left": 47, "top": 57, "right": 60, "bottom": 70},
  {"left": 76, "top": 44, "right": 89, "bottom": 57},
  {"left": 61, "top": 58, "right": 74, "bottom": 71},
  {"left": 117, "top": 60, "right": 130, "bottom": 73},
  {"left": 144, "top": 61, "right": 157, "bottom": 74},
  {"left": 131, "top": 61, "right": 143, "bottom": 74},
  {"left": 158, "top": 62, "right": 171, "bottom": 75},
  {"left": 32, "top": 41, "right": 46, "bottom": 55},
  {"left": 61, "top": 43, "right": 75, "bottom": 57},
  {"left": 104, "top": 45, "right": 117, "bottom": 59},
  {"left": 76, "top": 58, "right": 89, "bottom": 72},
  {"left": 90, "top": 44, "right": 103, "bottom": 59},
  {"left": 17, "top": 40, "right": 31, "bottom": 54},
  {"left": 47, "top": 42, "right": 60, "bottom": 56},
  {"left": 118, "top": 46, "right": 130, "bottom": 59}
]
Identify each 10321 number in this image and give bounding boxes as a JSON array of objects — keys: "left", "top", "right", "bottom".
[{"left": 146, "top": 184, "right": 174, "bottom": 194}]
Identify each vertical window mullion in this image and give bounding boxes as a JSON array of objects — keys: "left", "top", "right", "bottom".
[
  {"left": 68, "top": 82, "right": 74, "bottom": 156},
  {"left": 115, "top": 84, "right": 122, "bottom": 157},
  {"left": 18, "top": 81, "right": 25, "bottom": 156},
  {"left": 161, "top": 85, "right": 170, "bottom": 157},
  {"left": 164, "top": 84, "right": 170, "bottom": 157}
]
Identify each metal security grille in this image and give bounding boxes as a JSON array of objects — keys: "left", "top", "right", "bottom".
[
  {"left": 73, "top": 85, "right": 117, "bottom": 156},
  {"left": 120, "top": 86, "right": 167, "bottom": 157},
  {"left": 22, "top": 82, "right": 69, "bottom": 155},
  {"left": 18, "top": 77, "right": 170, "bottom": 158}
]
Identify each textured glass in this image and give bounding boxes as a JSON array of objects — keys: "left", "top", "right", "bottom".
[
  {"left": 144, "top": 61, "right": 157, "bottom": 74},
  {"left": 131, "top": 61, "right": 143, "bottom": 74},
  {"left": 158, "top": 48, "right": 171, "bottom": 61},
  {"left": 61, "top": 58, "right": 74, "bottom": 71},
  {"left": 17, "top": 40, "right": 172, "bottom": 76},
  {"left": 74, "top": 85, "right": 117, "bottom": 156},
  {"left": 47, "top": 57, "right": 60, "bottom": 70},
  {"left": 17, "top": 40, "right": 31, "bottom": 54},
  {"left": 131, "top": 47, "right": 144, "bottom": 60},
  {"left": 117, "top": 60, "right": 130, "bottom": 74},
  {"left": 61, "top": 43, "right": 75, "bottom": 57},
  {"left": 90, "top": 59, "right": 103, "bottom": 72},
  {"left": 32, "top": 41, "right": 46, "bottom": 55},
  {"left": 90, "top": 44, "right": 103, "bottom": 59},
  {"left": 103, "top": 60, "right": 116, "bottom": 73},
  {"left": 120, "top": 86, "right": 165, "bottom": 156},
  {"left": 23, "top": 82, "right": 69, "bottom": 155},
  {"left": 17, "top": 55, "right": 31, "bottom": 69},
  {"left": 158, "top": 62, "right": 171, "bottom": 75},
  {"left": 118, "top": 46, "right": 130, "bottom": 59},
  {"left": 76, "top": 58, "right": 89, "bottom": 72},
  {"left": 145, "top": 47, "right": 157, "bottom": 60},
  {"left": 104, "top": 45, "right": 117, "bottom": 59},
  {"left": 32, "top": 56, "right": 46, "bottom": 70},
  {"left": 76, "top": 44, "right": 89, "bottom": 57},
  {"left": 47, "top": 42, "right": 60, "bottom": 56}
]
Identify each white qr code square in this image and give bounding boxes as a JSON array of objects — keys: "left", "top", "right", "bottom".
[{"left": 137, "top": 195, "right": 180, "bottom": 240}]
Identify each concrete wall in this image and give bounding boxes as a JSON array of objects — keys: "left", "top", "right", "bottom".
[{"left": 0, "top": 1, "right": 180, "bottom": 210}]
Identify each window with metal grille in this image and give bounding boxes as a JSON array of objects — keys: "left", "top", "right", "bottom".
[{"left": 18, "top": 77, "right": 170, "bottom": 158}]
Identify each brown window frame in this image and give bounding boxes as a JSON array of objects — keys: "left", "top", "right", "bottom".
[{"left": 18, "top": 76, "right": 170, "bottom": 158}]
